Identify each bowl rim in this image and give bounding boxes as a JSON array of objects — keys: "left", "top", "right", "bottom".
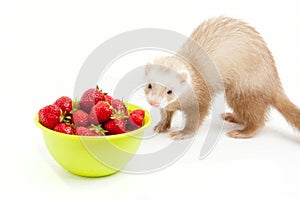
[{"left": 34, "top": 103, "right": 152, "bottom": 141}]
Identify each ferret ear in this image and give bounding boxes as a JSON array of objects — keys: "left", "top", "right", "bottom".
[
  {"left": 145, "top": 62, "right": 152, "bottom": 75},
  {"left": 177, "top": 70, "right": 190, "bottom": 84}
]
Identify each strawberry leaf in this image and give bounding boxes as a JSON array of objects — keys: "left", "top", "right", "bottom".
[
  {"left": 89, "top": 124, "right": 107, "bottom": 135},
  {"left": 70, "top": 98, "right": 80, "bottom": 114}
]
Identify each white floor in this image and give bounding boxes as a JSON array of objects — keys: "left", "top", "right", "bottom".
[{"left": 1, "top": 0, "right": 300, "bottom": 200}]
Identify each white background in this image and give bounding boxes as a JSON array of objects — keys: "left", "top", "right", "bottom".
[{"left": 1, "top": 0, "right": 300, "bottom": 199}]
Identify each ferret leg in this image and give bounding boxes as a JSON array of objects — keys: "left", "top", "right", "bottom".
[
  {"left": 221, "top": 112, "right": 243, "bottom": 124},
  {"left": 170, "top": 105, "right": 207, "bottom": 140},
  {"left": 154, "top": 109, "right": 174, "bottom": 133},
  {"left": 170, "top": 112, "right": 199, "bottom": 139},
  {"left": 225, "top": 89, "right": 270, "bottom": 138},
  {"left": 227, "top": 121, "right": 264, "bottom": 138},
  {"left": 226, "top": 101, "right": 267, "bottom": 138}
]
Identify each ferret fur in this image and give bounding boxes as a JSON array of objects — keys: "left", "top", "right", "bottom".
[{"left": 144, "top": 16, "right": 300, "bottom": 139}]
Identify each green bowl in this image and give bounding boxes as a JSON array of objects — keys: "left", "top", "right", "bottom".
[{"left": 34, "top": 103, "right": 152, "bottom": 177}]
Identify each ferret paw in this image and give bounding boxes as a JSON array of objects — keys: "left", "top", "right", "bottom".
[
  {"left": 221, "top": 113, "right": 238, "bottom": 123},
  {"left": 227, "top": 130, "right": 255, "bottom": 139},
  {"left": 170, "top": 131, "right": 194, "bottom": 140},
  {"left": 154, "top": 122, "right": 171, "bottom": 133}
]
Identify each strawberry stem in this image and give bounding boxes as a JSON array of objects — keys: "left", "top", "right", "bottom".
[
  {"left": 89, "top": 124, "right": 108, "bottom": 135},
  {"left": 70, "top": 98, "right": 80, "bottom": 114}
]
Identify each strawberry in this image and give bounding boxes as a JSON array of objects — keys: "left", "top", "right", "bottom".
[
  {"left": 126, "top": 123, "right": 141, "bottom": 131},
  {"left": 69, "top": 98, "right": 80, "bottom": 114},
  {"left": 38, "top": 104, "right": 63, "bottom": 129},
  {"left": 103, "top": 99, "right": 128, "bottom": 134},
  {"left": 88, "top": 101, "right": 112, "bottom": 124},
  {"left": 75, "top": 126, "right": 105, "bottom": 136},
  {"left": 128, "top": 110, "right": 145, "bottom": 126},
  {"left": 79, "top": 86, "right": 105, "bottom": 112},
  {"left": 111, "top": 99, "right": 128, "bottom": 117},
  {"left": 54, "top": 96, "right": 72, "bottom": 115},
  {"left": 127, "top": 110, "right": 145, "bottom": 131},
  {"left": 87, "top": 124, "right": 106, "bottom": 136},
  {"left": 104, "top": 94, "right": 113, "bottom": 105},
  {"left": 72, "top": 110, "right": 89, "bottom": 127},
  {"left": 54, "top": 123, "right": 75, "bottom": 134},
  {"left": 75, "top": 127, "right": 97, "bottom": 136},
  {"left": 104, "top": 118, "right": 126, "bottom": 135}
]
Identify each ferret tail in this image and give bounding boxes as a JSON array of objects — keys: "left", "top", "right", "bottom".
[{"left": 273, "top": 90, "right": 300, "bottom": 131}]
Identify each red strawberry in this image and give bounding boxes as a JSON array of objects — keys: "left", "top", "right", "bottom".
[
  {"left": 88, "top": 101, "right": 112, "bottom": 124},
  {"left": 87, "top": 124, "right": 106, "bottom": 136},
  {"left": 127, "top": 110, "right": 145, "bottom": 131},
  {"left": 38, "top": 104, "right": 63, "bottom": 129},
  {"left": 79, "top": 86, "right": 105, "bottom": 112},
  {"left": 72, "top": 110, "right": 89, "bottom": 127},
  {"left": 104, "top": 94, "right": 113, "bottom": 105},
  {"left": 128, "top": 110, "right": 145, "bottom": 126},
  {"left": 54, "top": 96, "right": 72, "bottom": 115},
  {"left": 75, "top": 127, "right": 97, "bottom": 136},
  {"left": 127, "top": 123, "right": 140, "bottom": 131},
  {"left": 104, "top": 119, "right": 126, "bottom": 135},
  {"left": 54, "top": 123, "right": 75, "bottom": 134},
  {"left": 111, "top": 99, "right": 128, "bottom": 117},
  {"left": 69, "top": 98, "right": 80, "bottom": 114}
]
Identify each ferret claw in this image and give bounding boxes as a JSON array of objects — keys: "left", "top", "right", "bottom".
[
  {"left": 154, "top": 121, "right": 170, "bottom": 133},
  {"left": 170, "top": 131, "right": 194, "bottom": 140}
]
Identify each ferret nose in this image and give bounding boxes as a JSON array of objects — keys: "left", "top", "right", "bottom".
[{"left": 149, "top": 100, "right": 160, "bottom": 107}]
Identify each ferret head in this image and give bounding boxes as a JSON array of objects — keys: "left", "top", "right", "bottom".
[{"left": 144, "top": 56, "right": 191, "bottom": 108}]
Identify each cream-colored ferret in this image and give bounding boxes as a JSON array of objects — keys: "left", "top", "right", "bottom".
[{"left": 144, "top": 16, "right": 300, "bottom": 140}]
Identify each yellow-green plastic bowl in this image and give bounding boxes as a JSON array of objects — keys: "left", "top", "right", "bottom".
[{"left": 34, "top": 103, "right": 152, "bottom": 177}]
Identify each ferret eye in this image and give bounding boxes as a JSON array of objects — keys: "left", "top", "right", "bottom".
[
  {"left": 167, "top": 90, "right": 172, "bottom": 95},
  {"left": 148, "top": 84, "right": 152, "bottom": 89}
]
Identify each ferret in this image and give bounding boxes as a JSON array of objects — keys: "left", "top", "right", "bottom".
[{"left": 144, "top": 16, "right": 300, "bottom": 140}]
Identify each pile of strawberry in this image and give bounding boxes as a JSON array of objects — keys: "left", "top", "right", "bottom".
[{"left": 38, "top": 86, "right": 145, "bottom": 136}]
